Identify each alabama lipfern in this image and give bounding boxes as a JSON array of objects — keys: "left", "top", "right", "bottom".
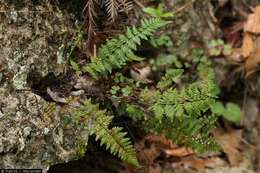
[
  {"left": 149, "top": 80, "right": 219, "bottom": 152},
  {"left": 73, "top": 100, "right": 138, "bottom": 166},
  {"left": 145, "top": 64, "right": 220, "bottom": 152},
  {"left": 84, "top": 18, "right": 170, "bottom": 78}
]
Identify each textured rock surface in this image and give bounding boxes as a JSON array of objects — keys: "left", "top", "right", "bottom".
[{"left": 0, "top": 1, "right": 90, "bottom": 172}]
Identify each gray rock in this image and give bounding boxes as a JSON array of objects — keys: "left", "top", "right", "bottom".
[{"left": 0, "top": 1, "right": 90, "bottom": 172}]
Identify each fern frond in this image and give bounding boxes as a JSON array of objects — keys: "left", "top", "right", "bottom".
[
  {"left": 152, "top": 81, "right": 217, "bottom": 121},
  {"left": 73, "top": 100, "right": 139, "bottom": 166},
  {"left": 119, "top": 0, "right": 134, "bottom": 12},
  {"left": 84, "top": 0, "right": 98, "bottom": 27},
  {"left": 148, "top": 76, "right": 220, "bottom": 152},
  {"left": 105, "top": 0, "right": 119, "bottom": 22},
  {"left": 84, "top": 18, "right": 171, "bottom": 78}
]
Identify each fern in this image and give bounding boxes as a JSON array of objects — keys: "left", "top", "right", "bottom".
[
  {"left": 84, "top": 18, "right": 170, "bottom": 78},
  {"left": 157, "top": 69, "right": 184, "bottom": 90},
  {"left": 105, "top": 0, "right": 119, "bottom": 22},
  {"left": 73, "top": 100, "right": 139, "bottom": 166},
  {"left": 144, "top": 61, "right": 221, "bottom": 152},
  {"left": 84, "top": 0, "right": 97, "bottom": 27}
]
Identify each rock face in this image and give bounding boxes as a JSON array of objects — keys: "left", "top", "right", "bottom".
[{"left": 0, "top": 1, "right": 89, "bottom": 172}]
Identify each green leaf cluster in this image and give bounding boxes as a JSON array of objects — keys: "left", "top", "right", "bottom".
[
  {"left": 208, "top": 39, "right": 232, "bottom": 56},
  {"left": 147, "top": 75, "right": 220, "bottom": 152},
  {"left": 211, "top": 102, "right": 242, "bottom": 123},
  {"left": 157, "top": 69, "right": 183, "bottom": 89},
  {"left": 73, "top": 100, "right": 139, "bottom": 166},
  {"left": 150, "top": 34, "right": 173, "bottom": 48},
  {"left": 84, "top": 18, "right": 170, "bottom": 78},
  {"left": 143, "top": 4, "right": 174, "bottom": 18}
]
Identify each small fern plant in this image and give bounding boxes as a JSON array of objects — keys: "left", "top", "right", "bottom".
[
  {"left": 84, "top": 18, "right": 170, "bottom": 78},
  {"left": 147, "top": 71, "right": 220, "bottom": 152},
  {"left": 73, "top": 100, "right": 139, "bottom": 166}
]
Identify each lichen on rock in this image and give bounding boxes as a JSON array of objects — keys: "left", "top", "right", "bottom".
[{"left": 0, "top": 1, "right": 90, "bottom": 172}]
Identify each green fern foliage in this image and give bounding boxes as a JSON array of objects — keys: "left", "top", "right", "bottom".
[
  {"left": 148, "top": 68, "right": 220, "bottom": 152},
  {"left": 73, "top": 100, "right": 138, "bottom": 166},
  {"left": 84, "top": 18, "right": 170, "bottom": 78},
  {"left": 157, "top": 69, "right": 184, "bottom": 89}
]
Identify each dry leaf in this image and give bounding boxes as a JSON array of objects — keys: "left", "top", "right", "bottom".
[
  {"left": 164, "top": 147, "right": 194, "bottom": 157},
  {"left": 244, "top": 39, "right": 260, "bottom": 77},
  {"left": 244, "top": 6, "right": 260, "bottom": 34},
  {"left": 144, "top": 133, "right": 176, "bottom": 148},
  {"left": 130, "top": 65, "right": 151, "bottom": 81},
  {"left": 135, "top": 134, "right": 165, "bottom": 165},
  {"left": 213, "top": 129, "right": 243, "bottom": 166},
  {"left": 241, "top": 32, "right": 254, "bottom": 57}
]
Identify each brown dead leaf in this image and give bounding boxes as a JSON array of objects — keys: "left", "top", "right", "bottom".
[
  {"left": 241, "top": 32, "right": 255, "bottom": 57},
  {"left": 144, "top": 133, "right": 176, "bottom": 148},
  {"left": 135, "top": 134, "right": 167, "bottom": 165},
  {"left": 244, "top": 6, "right": 260, "bottom": 34},
  {"left": 230, "top": 32, "right": 254, "bottom": 62},
  {"left": 164, "top": 147, "right": 194, "bottom": 157},
  {"left": 213, "top": 129, "right": 243, "bottom": 166},
  {"left": 244, "top": 39, "right": 260, "bottom": 77},
  {"left": 137, "top": 143, "right": 160, "bottom": 165},
  {"left": 130, "top": 65, "right": 151, "bottom": 81}
]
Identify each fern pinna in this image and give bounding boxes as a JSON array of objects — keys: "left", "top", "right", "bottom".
[
  {"left": 73, "top": 100, "right": 138, "bottom": 166},
  {"left": 84, "top": 18, "right": 170, "bottom": 78}
]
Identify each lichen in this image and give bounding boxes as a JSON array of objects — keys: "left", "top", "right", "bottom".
[{"left": 0, "top": 1, "right": 90, "bottom": 172}]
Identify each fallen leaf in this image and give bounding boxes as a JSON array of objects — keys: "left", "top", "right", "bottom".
[
  {"left": 135, "top": 134, "right": 167, "bottom": 165},
  {"left": 213, "top": 129, "right": 243, "bottom": 166},
  {"left": 244, "top": 6, "right": 260, "bottom": 34},
  {"left": 144, "top": 133, "right": 176, "bottom": 148},
  {"left": 130, "top": 65, "right": 152, "bottom": 81},
  {"left": 244, "top": 38, "right": 260, "bottom": 77},
  {"left": 164, "top": 147, "right": 194, "bottom": 157},
  {"left": 241, "top": 32, "right": 254, "bottom": 57}
]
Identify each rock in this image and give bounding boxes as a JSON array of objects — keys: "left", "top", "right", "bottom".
[{"left": 0, "top": 1, "right": 90, "bottom": 172}]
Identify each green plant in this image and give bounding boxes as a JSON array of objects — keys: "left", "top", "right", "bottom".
[
  {"left": 157, "top": 69, "right": 183, "bottom": 90},
  {"left": 70, "top": 60, "right": 81, "bottom": 76},
  {"left": 67, "top": 14, "right": 235, "bottom": 165},
  {"left": 210, "top": 102, "right": 242, "bottom": 123},
  {"left": 125, "top": 104, "right": 145, "bottom": 121},
  {"left": 144, "top": 4, "right": 174, "bottom": 18},
  {"left": 84, "top": 18, "right": 170, "bottom": 78},
  {"left": 141, "top": 66, "right": 220, "bottom": 152},
  {"left": 150, "top": 54, "right": 183, "bottom": 71},
  {"left": 208, "top": 39, "right": 232, "bottom": 56},
  {"left": 73, "top": 100, "right": 138, "bottom": 166},
  {"left": 150, "top": 34, "right": 173, "bottom": 48}
]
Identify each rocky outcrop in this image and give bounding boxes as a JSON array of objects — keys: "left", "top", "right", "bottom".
[{"left": 0, "top": 1, "right": 90, "bottom": 172}]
